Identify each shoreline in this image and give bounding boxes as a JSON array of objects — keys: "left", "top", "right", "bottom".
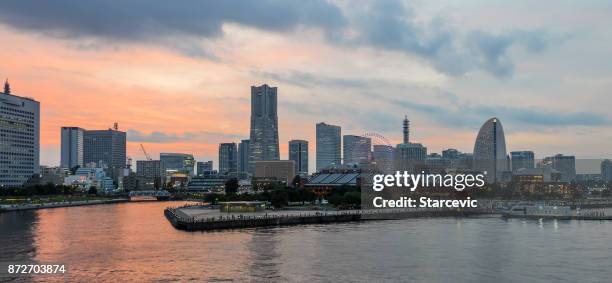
[{"left": 0, "top": 198, "right": 130, "bottom": 212}]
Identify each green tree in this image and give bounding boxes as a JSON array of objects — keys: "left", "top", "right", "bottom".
[
  {"left": 270, "top": 189, "right": 289, "bottom": 208},
  {"left": 88, "top": 186, "right": 98, "bottom": 195},
  {"left": 224, "top": 178, "right": 239, "bottom": 195},
  {"left": 291, "top": 175, "right": 301, "bottom": 188}
]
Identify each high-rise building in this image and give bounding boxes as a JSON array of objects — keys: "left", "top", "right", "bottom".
[
  {"left": 395, "top": 143, "right": 427, "bottom": 172},
  {"left": 197, "top": 161, "right": 213, "bottom": 176},
  {"left": 84, "top": 128, "right": 126, "bottom": 170},
  {"left": 601, "top": 159, "right": 612, "bottom": 183},
  {"left": 136, "top": 160, "right": 162, "bottom": 178},
  {"left": 238, "top": 139, "right": 250, "bottom": 175},
  {"left": 343, "top": 135, "right": 371, "bottom": 166},
  {"left": 316, "top": 122, "right": 341, "bottom": 171},
  {"left": 511, "top": 151, "right": 535, "bottom": 173},
  {"left": 60, "top": 127, "right": 84, "bottom": 169},
  {"left": 136, "top": 160, "right": 162, "bottom": 190},
  {"left": 540, "top": 154, "right": 576, "bottom": 182},
  {"left": 219, "top": 143, "right": 237, "bottom": 175},
  {"left": 289, "top": 140, "right": 308, "bottom": 176},
  {"left": 160, "top": 153, "right": 195, "bottom": 176},
  {"left": 373, "top": 145, "right": 394, "bottom": 173},
  {"left": 0, "top": 84, "right": 40, "bottom": 188},
  {"left": 473, "top": 117, "right": 508, "bottom": 182},
  {"left": 248, "top": 84, "right": 279, "bottom": 172}
]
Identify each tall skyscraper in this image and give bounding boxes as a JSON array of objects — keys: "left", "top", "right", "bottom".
[
  {"left": 248, "top": 84, "right": 279, "bottom": 172},
  {"left": 238, "top": 139, "right": 250, "bottom": 175},
  {"left": 61, "top": 127, "right": 84, "bottom": 169},
  {"left": 219, "top": 143, "right": 237, "bottom": 175},
  {"left": 0, "top": 85, "right": 40, "bottom": 188},
  {"left": 473, "top": 117, "right": 508, "bottom": 182},
  {"left": 289, "top": 140, "right": 308, "bottom": 176},
  {"left": 511, "top": 151, "right": 535, "bottom": 173},
  {"left": 84, "top": 128, "right": 126, "bottom": 170},
  {"left": 316, "top": 122, "right": 341, "bottom": 171},
  {"left": 602, "top": 159, "right": 612, "bottom": 183},
  {"left": 343, "top": 135, "right": 371, "bottom": 166}
]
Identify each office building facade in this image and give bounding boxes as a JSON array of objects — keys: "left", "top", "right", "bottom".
[
  {"left": 540, "top": 154, "right": 576, "bottom": 182},
  {"left": 316, "top": 122, "right": 341, "bottom": 171},
  {"left": 602, "top": 159, "right": 612, "bottom": 183},
  {"left": 253, "top": 160, "right": 295, "bottom": 184},
  {"left": 219, "top": 143, "right": 237, "bottom": 175},
  {"left": 0, "top": 88, "right": 40, "bottom": 187},
  {"left": 136, "top": 160, "right": 162, "bottom": 190},
  {"left": 248, "top": 84, "right": 279, "bottom": 172},
  {"left": 60, "top": 127, "right": 84, "bottom": 169},
  {"left": 197, "top": 160, "right": 213, "bottom": 176},
  {"left": 511, "top": 151, "right": 535, "bottom": 173},
  {"left": 160, "top": 153, "right": 195, "bottom": 176},
  {"left": 343, "top": 135, "right": 371, "bottom": 166},
  {"left": 289, "top": 140, "right": 308, "bottom": 176},
  {"left": 84, "top": 129, "right": 126, "bottom": 169},
  {"left": 238, "top": 139, "right": 250, "bottom": 175},
  {"left": 373, "top": 145, "right": 394, "bottom": 173}
]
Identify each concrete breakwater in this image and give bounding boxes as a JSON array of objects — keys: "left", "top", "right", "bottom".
[{"left": 164, "top": 207, "right": 485, "bottom": 231}]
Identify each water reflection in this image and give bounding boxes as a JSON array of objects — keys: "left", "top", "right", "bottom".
[
  {"left": 0, "top": 210, "right": 37, "bottom": 282},
  {"left": 247, "top": 229, "right": 282, "bottom": 281},
  {"left": 1, "top": 202, "right": 612, "bottom": 282}
]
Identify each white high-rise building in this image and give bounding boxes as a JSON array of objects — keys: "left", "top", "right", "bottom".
[
  {"left": 0, "top": 82, "right": 40, "bottom": 188},
  {"left": 61, "top": 127, "right": 84, "bottom": 169},
  {"left": 473, "top": 117, "right": 508, "bottom": 182}
]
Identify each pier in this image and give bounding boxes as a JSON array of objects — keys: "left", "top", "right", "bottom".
[{"left": 164, "top": 206, "right": 487, "bottom": 231}]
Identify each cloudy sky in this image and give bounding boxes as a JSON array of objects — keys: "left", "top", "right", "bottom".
[{"left": 1, "top": 0, "right": 611, "bottom": 171}]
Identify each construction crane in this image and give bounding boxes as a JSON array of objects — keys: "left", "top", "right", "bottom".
[{"left": 140, "top": 144, "right": 152, "bottom": 161}]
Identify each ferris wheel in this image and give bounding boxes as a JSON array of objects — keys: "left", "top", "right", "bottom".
[{"left": 361, "top": 132, "right": 394, "bottom": 173}]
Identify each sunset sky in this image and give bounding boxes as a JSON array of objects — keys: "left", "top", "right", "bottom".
[{"left": 1, "top": 0, "right": 611, "bottom": 171}]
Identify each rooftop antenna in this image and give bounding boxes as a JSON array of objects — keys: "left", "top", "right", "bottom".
[
  {"left": 113, "top": 122, "right": 119, "bottom": 131},
  {"left": 4, "top": 79, "right": 10, "bottom": 94}
]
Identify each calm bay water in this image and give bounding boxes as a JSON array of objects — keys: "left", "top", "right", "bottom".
[{"left": 1, "top": 201, "right": 611, "bottom": 282}]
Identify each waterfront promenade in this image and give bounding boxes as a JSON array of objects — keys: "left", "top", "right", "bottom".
[{"left": 0, "top": 198, "right": 129, "bottom": 212}]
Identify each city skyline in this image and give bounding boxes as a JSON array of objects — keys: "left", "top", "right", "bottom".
[{"left": 1, "top": 1, "right": 611, "bottom": 169}]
